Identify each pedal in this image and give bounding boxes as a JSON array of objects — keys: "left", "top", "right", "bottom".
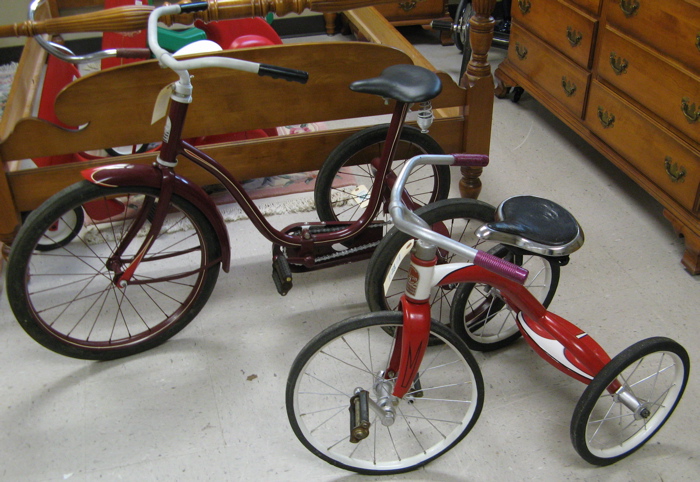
[
  {"left": 272, "top": 255, "right": 293, "bottom": 296},
  {"left": 349, "top": 390, "right": 371, "bottom": 443},
  {"left": 430, "top": 20, "right": 453, "bottom": 32}
]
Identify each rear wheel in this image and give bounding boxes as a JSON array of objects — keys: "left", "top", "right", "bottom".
[
  {"left": 450, "top": 246, "right": 560, "bottom": 351},
  {"left": 365, "top": 198, "right": 497, "bottom": 329},
  {"left": 570, "top": 337, "right": 689, "bottom": 465},
  {"left": 314, "top": 125, "right": 449, "bottom": 233}
]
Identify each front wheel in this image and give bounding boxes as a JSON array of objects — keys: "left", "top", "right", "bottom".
[
  {"left": 570, "top": 337, "right": 689, "bottom": 466},
  {"left": 286, "top": 312, "right": 484, "bottom": 475},
  {"left": 314, "top": 124, "right": 449, "bottom": 231},
  {"left": 6, "top": 181, "right": 222, "bottom": 360}
]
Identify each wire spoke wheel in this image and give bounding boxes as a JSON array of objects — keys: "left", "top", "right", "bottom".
[
  {"left": 286, "top": 312, "right": 484, "bottom": 475},
  {"left": 570, "top": 337, "right": 689, "bottom": 465},
  {"left": 6, "top": 182, "right": 221, "bottom": 359}
]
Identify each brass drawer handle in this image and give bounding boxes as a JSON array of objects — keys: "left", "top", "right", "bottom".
[
  {"left": 566, "top": 27, "right": 583, "bottom": 47},
  {"left": 619, "top": 0, "right": 640, "bottom": 17},
  {"left": 681, "top": 97, "right": 700, "bottom": 123},
  {"left": 696, "top": 34, "right": 700, "bottom": 52},
  {"left": 562, "top": 77, "right": 577, "bottom": 97},
  {"left": 515, "top": 42, "right": 528, "bottom": 60},
  {"left": 609, "top": 52, "right": 629, "bottom": 75},
  {"left": 597, "top": 107, "right": 616, "bottom": 128},
  {"left": 518, "top": 0, "right": 531, "bottom": 15},
  {"left": 399, "top": 1, "right": 417, "bottom": 12},
  {"left": 664, "top": 157, "right": 687, "bottom": 183}
]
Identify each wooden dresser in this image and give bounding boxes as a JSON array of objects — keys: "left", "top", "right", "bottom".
[
  {"left": 495, "top": 0, "right": 700, "bottom": 275},
  {"left": 324, "top": 0, "right": 452, "bottom": 42},
  {"left": 374, "top": 0, "right": 450, "bottom": 29}
]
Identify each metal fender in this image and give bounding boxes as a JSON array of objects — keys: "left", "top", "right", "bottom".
[{"left": 82, "top": 163, "right": 231, "bottom": 272}]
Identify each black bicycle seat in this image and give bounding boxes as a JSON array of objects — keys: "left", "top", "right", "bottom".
[
  {"left": 476, "top": 195, "right": 584, "bottom": 257},
  {"left": 350, "top": 65, "right": 442, "bottom": 103}
]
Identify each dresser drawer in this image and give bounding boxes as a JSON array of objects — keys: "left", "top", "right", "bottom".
[
  {"left": 605, "top": 0, "right": 700, "bottom": 73},
  {"left": 597, "top": 26, "right": 700, "bottom": 144},
  {"left": 376, "top": 0, "right": 445, "bottom": 23},
  {"left": 566, "top": 0, "right": 601, "bottom": 15},
  {"left": 586, "top": 81, "right": 700, "bottom": 211},
  {"left": 512, "top": 0, "right": 598, "bottom": 68},
  {"left": 508, "top": 24, "right": 590, "bottom": 117}
]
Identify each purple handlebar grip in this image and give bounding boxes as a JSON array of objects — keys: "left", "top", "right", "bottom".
[
  {"left": 452, "top": 153, "right": 489, "bottom": 167},
  {"left": 474, "top": 251, "right": 529, "bottom": 284}
]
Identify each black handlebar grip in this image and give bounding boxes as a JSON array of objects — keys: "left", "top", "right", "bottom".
[
  {"left": 116, "top": 48, "right": 152, "bottom": 59},
  {"left": 258, "top": 64, "right": 309, "bottom": 84},
  {"left": 180, "top": 1, "right": 209, "bottom": 13}
]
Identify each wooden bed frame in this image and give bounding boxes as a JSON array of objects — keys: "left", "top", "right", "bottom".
[{"left": 0, "top": 0, "right": 497, "bottom": 254}]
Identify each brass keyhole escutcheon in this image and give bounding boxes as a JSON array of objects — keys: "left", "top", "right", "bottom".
[
  {"left": 681, "top": 97, "right": 700, "bottom": 123},
  {"left": 566, "top": 27, "right": 583, "bottom": 47},
  {"left": 619, "top": 0, "right": 640, "bottom": 17},
  {"left": 518, "top": 0, "right": 531, "bottom": 15},
  {"left": 664, "top": 157, "right": 687, "bottom": 183},
  {"left": 561, "top": 77, "right": 577, "bottom": 97},
  {"left": 515, "top": 42, "right": 528, "bottom": 60},
  {"left": 609, "top": 52, "right": 629, "bottom": 75},
  {"left": 597, "top": 107, "right": 615, "bottom": 128}
]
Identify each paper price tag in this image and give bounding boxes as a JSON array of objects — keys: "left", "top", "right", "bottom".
[
  {"left": 384, "top": 239, "right": 415, "bottom": 294},
  {"left": 151, "top": 83, "right": 174, "bottom": 125}
]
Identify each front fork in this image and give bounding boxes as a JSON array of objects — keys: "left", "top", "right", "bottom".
[
  {"left": 113, "top": 167, "right": 177, "bottom": 287},
  {"left": 348, "top": 241, "right": 436, "bottom": 442},
  {"left": 114, "top": 91, "right": 189, "bottom": 287}
]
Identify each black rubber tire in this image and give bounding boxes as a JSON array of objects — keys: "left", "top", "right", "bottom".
[
  {"left": 314, "top": 124, "right": 449, "bottom": 224},
  {"left": 6, "top": 181, "right": 221, "bottom": 360},
  {"left": 570, "top": 337, "right": 689, "bottom": 466},
  {"left": 450, "top": 245, "right": 560, "bottom": 351},
  {"left": 23, "top": 206, "right": 85, "bottom": 252},
  {"left": 454, "top": 0, "right": 473, "bottom": 53},
  {"left": 286, "top": 311, "right": 484, "bottom": 475},
  {"left": 105, "top": 144, "right": 152, "bottom": 156},
  {"left": 365, "top": 197, "right": 496, "bottom": 327}
]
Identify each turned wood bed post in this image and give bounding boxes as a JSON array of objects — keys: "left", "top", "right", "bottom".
[{"left": 459, "top": 0, "right": 496, "bottom": 199}]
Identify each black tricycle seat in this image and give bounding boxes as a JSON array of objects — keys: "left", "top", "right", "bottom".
[{"left": 476, "top": 195, "right": 585, "bottom": 257}]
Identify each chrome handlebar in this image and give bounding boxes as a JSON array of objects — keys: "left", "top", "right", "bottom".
[
  {"left": 389, "top": 154, "right": 529, "bottom": 284},
  {"left": 29, "top": 0, "right": 130, "bottom": 64}
]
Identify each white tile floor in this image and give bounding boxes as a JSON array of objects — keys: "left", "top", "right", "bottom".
[{"left": 1, "top": 28, "right": 699, "bottom": 481}]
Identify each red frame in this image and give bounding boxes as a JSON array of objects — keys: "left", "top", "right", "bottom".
[
  {"left": 391, "top": 263, "right": 615, "bottom": 400},
  {"left": 81, "top": 85, "right": 427, "bottom": 283}
]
